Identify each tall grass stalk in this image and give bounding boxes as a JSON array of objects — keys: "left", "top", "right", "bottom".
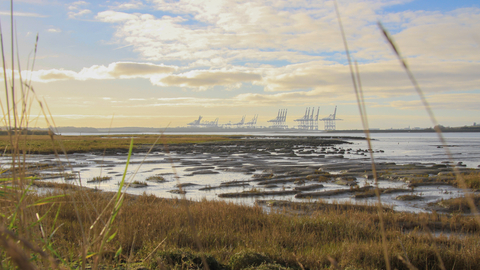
[
  {"left": 377, "top": 22, "right": 480, "bottom": 225},
  {"left": 93, "top": 138, "right": 134, "bottom": 269},
  {"left": 333, "top": 1, "right": 391, "bottom": 270}
]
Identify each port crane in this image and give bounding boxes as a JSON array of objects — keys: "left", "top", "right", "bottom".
[
  {"left": 294, "top": 107, "right": 320, "bottom": 130},
  {"left": 320, "top": 106, "right": 342, "bottom": 130},
  {"left": 245, "top": 115, "right": 258, "bottom": 127},
  {"left": 268, "top": 109, "right": 288, "bottom": 129}
]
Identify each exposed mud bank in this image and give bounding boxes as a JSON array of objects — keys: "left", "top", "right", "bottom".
[{"left": 5, "top": 136, "right": 479, "bottom": 213}]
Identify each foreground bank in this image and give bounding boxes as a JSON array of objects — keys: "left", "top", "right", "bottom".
[{"left": 3, "top": 188, "right": 478, "bottom": 269}]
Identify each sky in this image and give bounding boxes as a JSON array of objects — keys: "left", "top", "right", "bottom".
[{"left": 0, "top": 0, "right": 479, "bottom": 129}]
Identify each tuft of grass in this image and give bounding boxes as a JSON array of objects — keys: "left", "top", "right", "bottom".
[
  {"left": 229, "top": 251, "right": 273, "bottom": 270},
  {"left": 458, "top": 172, "right": 480, "bottom": 189},
  {"left": 146, "top": 175, "right": 166, "bottom": 182},
  {"left": 130, "top": 180, "right": 148, "bottom": 187},
  {"left": 87, "top": 176, "right": 112, "bottom": 183},
  {"left": 396, "top": 194, "right": 423, "bottom": 201},
  {"left": 148, "top": 249, "right": 223, "bottom": 270},
  {"left": 436, "top": 195, "right": 480, "bottom": 213}
]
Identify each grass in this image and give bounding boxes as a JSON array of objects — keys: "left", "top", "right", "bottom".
[
  {"left": 5, "top": 190, "right": 479, "bottom": 269},
  {"left": 435, "top": 195, "right": 480, "bottom": 213},
  {"left": 0, "top": 134, "right": 239, "bottom": 154},
  {"left": 131, "top": 180, "right": 148, "bottom": 187},
  {"left": 146, "top": 175, "right": 166, "bottom": 182},
  {"left": 459, "top": 172, "right": 480, "bottom": 189},
  {"left": 88, "top": 175, "right": 113, "bottom": 182}
]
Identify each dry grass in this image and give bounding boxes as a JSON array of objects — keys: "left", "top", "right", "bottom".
[
  {"left": 459, "top": 172, "right": 480, "bottom": 190},
  {"left": 3, "top": 190, "right": 478, "bottom": 269},
  {"left": 0, "top": 134, "right": 239, "bottom": 154},
  {"left": 435, "top": 195, "right": 480, "bottom": 213}
]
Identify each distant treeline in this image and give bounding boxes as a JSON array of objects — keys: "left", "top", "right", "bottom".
[{"left": 328, "top": 125, "right": 480, "bottom": 133}]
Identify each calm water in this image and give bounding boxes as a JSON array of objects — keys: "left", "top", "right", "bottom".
[
  {"left": 342, "top": 132, "right": 480, "bottom": 168},
  {"left": 61, "top": 131, "right": 480, "bottom": 168}
]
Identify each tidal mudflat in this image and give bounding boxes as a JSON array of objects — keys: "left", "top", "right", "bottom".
[{"left": 5, "top": 135, "right": 479, "bottom": 213}]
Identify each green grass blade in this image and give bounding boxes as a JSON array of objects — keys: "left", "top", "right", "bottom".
[{"left": 116, "top": 138, "right": 134, "bottom": 202}]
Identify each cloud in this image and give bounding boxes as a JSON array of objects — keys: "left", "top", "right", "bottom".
[
  {"left": 69, "top": 1, "right": 89, "bottom": 9},
  {"left": 19, "top": 62, "right": 177, "bottom": 83},
  {"left": 68, "top": 1, "right": 91, "bottom": 18},
  {"left": 255, "top": 58, "right": 480, "bottom": 97},
  {"left": 47, "top": 28, "right": 61, "bottom": 33},
  {"left": 234, "top": 89, "right": 345, "bottom": 106},
  {"left": 151, "top": 70, "right": 261, "bottom": 90},
  {"left": 96, "top": 10, "right": 137, "bottom": 22},
  {"left": 108, "top": 62, "right": 176, "bottom": 77},
  {"left": 95, "top": 4, "right": 346, "bottom": 62},
  {"left": 111, "top": 0, "right": 144, "bottom": 10},
  {"left": 0, "top": 69, "right": 77, "bottom": 83},
  {"left": 0, "top": 11, "right": 48, "bottom": 17},
  {"left": 390, "top": 93, "right": 480, "bottom": 111},
  {"left": 68, "top": 9, "right": 92, "bottom": 19},
  {"left": 37, "top": 70, "right": 76, "bottom": 81},
  {"left": 95, "top": 1, "right": 480, "bottom": 72},
  {"left": 149, "top": 97, "right": 224, "bottom": 107}
]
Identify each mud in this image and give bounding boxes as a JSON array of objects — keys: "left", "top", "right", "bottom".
[{"left": 4, "top": 135, "right": 479, "bottom": 213}]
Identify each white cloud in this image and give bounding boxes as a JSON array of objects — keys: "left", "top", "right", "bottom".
[
  {"left": 34, "top": 69, "right": 77, "bottom": 81},
  {"left": 95, "top": 1, "right": 480, "bottom": 68},
  {"left": 16, "top": 62, "right": 177, "bottom": 83},
  {"left": 0, "top": 11, "right": 48, "bottom": 17},
  {"left": 70, "top": 1, "right": 89, "bottom": 8},
  {"left": 47, "top": 28, "right": 61, "bottom": 33},
  {"left": 95, "top": 4, "right": 346, "bottom": 62},
  {"left": 96, "top": 10, "right": 137, "bottom": 22},
  {"left": 111, "top": 0, "right": 144, "bottom": 10},
  {"left": 68, "top": 9, "right": 92, "bottom": 19},
  {"left": 78, "top": 62, "right": 177, "bottom": 79},
  {"left": 151, "top": 70, "right": 261, "bottom": 91},
  {"left": 67, "top": 1, "right": 91, "bottom": 18}
]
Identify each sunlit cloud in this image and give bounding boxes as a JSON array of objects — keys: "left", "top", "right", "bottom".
[
  {"left": 17, "top": 62, "right": 177, "bottom": 82},
  {"left": 390, "top": 93, "right": 480, "bottom": 111},
  {"left": 234, "top": 89, "right": 347, "bottom": 106},
  {"left": 36, "top": 70, "right": 77, "bottom": 81},
  {"left": 151, "top": 70, "right": 261, "bottom": 91},
  {"left": 93, "top": 1, "right": 480, "bottom": 98}
]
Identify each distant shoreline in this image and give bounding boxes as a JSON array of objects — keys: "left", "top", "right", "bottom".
[
  {"left": 8, "top": 125, "right": 480, "bottom": 135},
  {"left": 326, "top": 126, "right": 480, "bottom": 133}
]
